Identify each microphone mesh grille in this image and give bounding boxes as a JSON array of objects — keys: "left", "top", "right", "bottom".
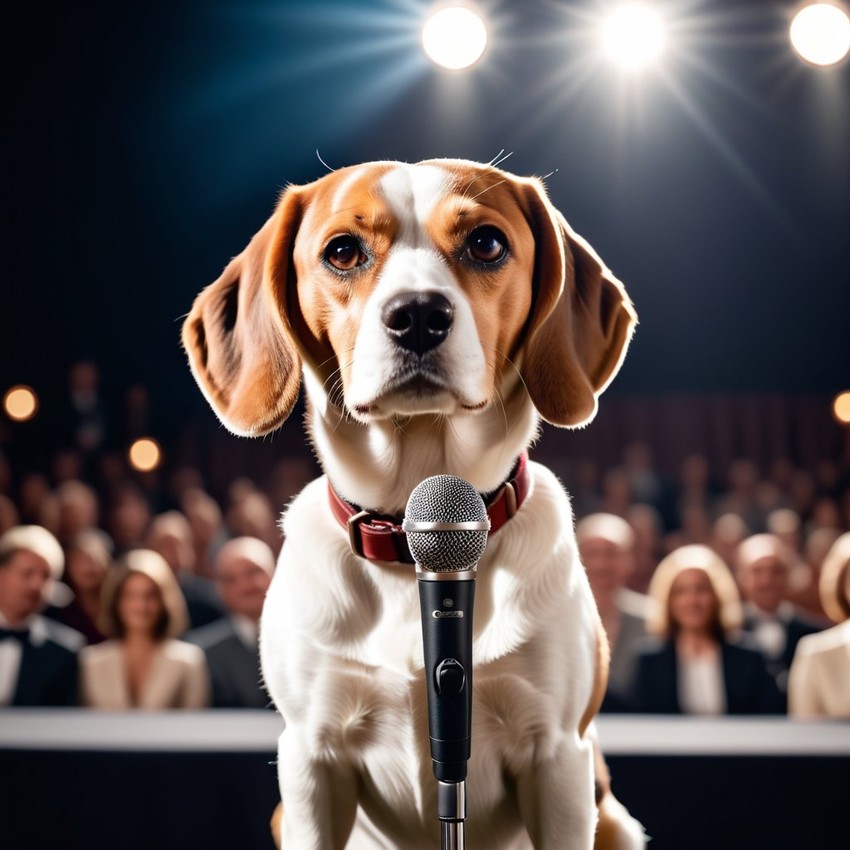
[{"left": 404, "top": 475, "right": 488, "bottom": 572}]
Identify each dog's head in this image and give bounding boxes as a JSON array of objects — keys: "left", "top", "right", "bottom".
[{"left": 182, "top": 159, "right": 636, "bottom": 437}]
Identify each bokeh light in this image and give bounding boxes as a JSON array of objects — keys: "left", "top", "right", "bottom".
[
  {"left": 422, "top": 5, "right": 488, "bottom": 70},
  {"left": 129, "top": 437, "right": 162, "bottom": 472},
  {"left": 833, "top": 391, "right": 850, "bottom": 424},
  {"left": 789, "top": 2, "right": 850, "bottom": 67},
  {"left": 3, "top": 385, "right": 39, "bottom": 422}
]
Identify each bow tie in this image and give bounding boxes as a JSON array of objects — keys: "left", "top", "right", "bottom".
[{"left": 0, "top": 627, "right": 31, "bottom": 644}]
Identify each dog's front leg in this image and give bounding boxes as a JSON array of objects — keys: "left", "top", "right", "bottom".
[
  {"left": 514, "top": 732, "right": 597, "bottom": 850},
  {"left": 276, "top": 728, "right": 359, "bottom": 850}
]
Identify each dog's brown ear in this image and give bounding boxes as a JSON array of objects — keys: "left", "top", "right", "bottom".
[
  {"left": 181, "top": 190, "right": 304, "bottom": 437},
  {"left": 518, "top": 180, "right": 637, "bottom": 428}
]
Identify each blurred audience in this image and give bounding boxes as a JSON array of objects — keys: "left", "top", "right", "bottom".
[
  {"left": 0, "top": 493, "right": 19, "bottom": 535},
  {"left": 107, "top": 481, "right": 151, "bottom": 553},
  {"left": 633, "top": 545, "right": 783, "bottom": 715},
  {"left": 790, "top": 527, "right": 842, "bottom": 620},
  {"left": 187, "top": 537, "right": 276, "bottom": 709},
  {"left": 577, "top": 513, "right": 650, "bottom": 712},
  {"left": 79, "top": 549, "right": 209, "bottom": 709},
  {"left": 0, "top": 526, "right": 84, "bottom": 706},
  {"left": 2, "top": 366, "right": 850, "bottom": 717},
  {"left": 734, "top": 534, "right": 825, "bottom": 701},
  {"left": 54, "top": 480, "right": 99, "bottom": 546},
  {"left": 145, "top": 511, "right": 226, "bottom": 630},
  {"left": 59, "top": 361, "right": 109, "bottom": 461},
  {"left": 788, "top": 533, "right": 850, "bottom": 718},
  {"left": 624, "top": 504, "right": 665, "bottom": 594},
  {"left": 181, "top": 488, "right": 229, "bottom": 578},
  {"left": 44, "top": 528, "right": 113, "bottom": 645},
  {"left": 225, "top": 483, "right": 281, "bottom": 558}
]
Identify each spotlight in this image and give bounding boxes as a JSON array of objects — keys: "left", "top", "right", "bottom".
[
  {"left": 790, "top": 2, "right": 850, "bottom": 67},
  {"left": 422, "top": 5, "right": 488, "bottom": 70},
  {"left": 834, "top": 391, "right": 850, "bottom": 424},
  {"left": 602, "top": 2, "right": 666, "bottom": 70},
  {"left": 129, "top": 437, "right": 162, "bottom": 472},
  {"left": 3, "top": 385, "right": 38, "bottom": 422}
]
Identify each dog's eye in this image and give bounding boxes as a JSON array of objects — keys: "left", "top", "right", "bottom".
[
  {"left": 465, "top": 226, "right": 508, "bottom": 265},
  {"left": 324, "top": 235, "right": 367, "bottom": 271}
]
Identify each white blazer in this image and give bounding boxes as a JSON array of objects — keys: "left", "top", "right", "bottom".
[
  {"left": 788, "top": 619, "right": 850, "bottom": 718},
  {"left": 80, "top": 639, "right": 210, "bottom": 710}
]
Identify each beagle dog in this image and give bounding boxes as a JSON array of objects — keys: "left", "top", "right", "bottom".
[{"left": 182, "top": 159, "right": 645, "bottom": 849}]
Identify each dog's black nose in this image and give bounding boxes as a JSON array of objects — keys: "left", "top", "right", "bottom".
[{"left": 381, "top": 291, "right": 454, "bottom": 354}]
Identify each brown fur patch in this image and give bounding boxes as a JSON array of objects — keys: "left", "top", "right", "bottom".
[
  {"left": 579, "top": 617, "right": 610, "bottom": 739},
  {"left": 270, "top": 801, "right": 283, "bottom": 849},
  {"left": 595, "top": 796, "right": 624, "bottom": 850}
]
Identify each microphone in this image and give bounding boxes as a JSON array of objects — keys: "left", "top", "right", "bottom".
[{"left": 403, "top": 475, "right": 490, "bottom": 789}]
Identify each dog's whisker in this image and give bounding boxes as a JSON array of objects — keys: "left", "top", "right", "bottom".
[
  {"left": 468, "top": 179, "right": 510, "bottom": 203},
  {"left": 491, "top": 150, "right": 514, "bottom": 169},
  {"left": 316, "top": 150, "right": 336, "bottom": 173}
]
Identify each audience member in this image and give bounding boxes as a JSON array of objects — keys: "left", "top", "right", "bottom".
[
  {"left": 17, "top": 474, "right": 52, "bottom": 526},
  {"left": 766, "top": 508, "right": 803, "bottom": 558},
  {"left": 674, "top": 453, "right": 714, "bottom": 529},
  {"left": 664, "top": 503, "right": 712, "bottom": 553},
  {"left": 625, "top": 503, "right": 665, "bottom": 594},
  {"left": 790, "top": 527, "right": 842, "bottom": 619},
  {"left": 633, "top": 544, "right": 783, "bottom": 715},
  {"left": 788, "top": 469, "right": 817, "bottom": 524},
  {"left": 60, "top": 360, "right": 109, "bottom": 458},
  {"left": 621, "top": 442, "right": 665, "bottom": 508},
  {"left": 54, "top": 480, "right": 99, "bottom": 546},
  {"left": 107, "top": 481, "right": 151, "bottom": 553},
  {"left": 79, "top": 549, "right": 209, "bottom": 709},
  {"left": 145, "top": 511, "right": 226, "bottom": 631},
  {"left": 808, "top": 497, "right": 842, "bottom": 533},
  {"left": 181, "top": 487, "right": 229, "bottom": 578},
  {"left": 44, "top": 529, "right": 113, "bottom": 644},
  {"left": 0, "top": 494, "right": 19, "bottom": 535},
  {"left": 709, "top": 513, "right": 750, "bottom": 568},
  {"left": 734, "top": 534, "right": 824, "bottom": 700},
  {"left": 187, "top": 537, "right": 275, "bottom": 709},
  {"left": 0, "top": 526, "right": 84, "bottom": 706},
  {"left": 225, "top": 488, "right": 281, "bottom": 558},
  {"left": 577, "top": 513, "right": 650, "bottom": 712},
  {"left": 568, "top": 458, "right": 602, "bottom": 519},
  {"left": 717, "top": 459, "right": 765, "bottom": 532},
  {"left": 598, "top": 467, "right": 633, "bottom": 519},
  {"left": 788, "top": 532, "right": 850, "bottom": 718}
]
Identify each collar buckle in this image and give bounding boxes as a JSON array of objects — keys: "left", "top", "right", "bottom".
[{"left": 347, "top": 509, "right": 371, "bottom": 558}]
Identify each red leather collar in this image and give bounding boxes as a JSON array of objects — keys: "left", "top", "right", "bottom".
[{"left": 328, "top": 453, "right": 530, "bottom": 564}]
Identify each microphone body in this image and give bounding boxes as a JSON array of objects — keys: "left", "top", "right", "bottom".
[
  {"left": 416, "top": 569, "right": 476, "bottom": 781},
  {"left": 403, "top": 475, "right": 490, "bottom": 784}
]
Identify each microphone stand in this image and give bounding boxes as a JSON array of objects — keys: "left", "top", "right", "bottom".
[
  {"left": 439, "top": 778, "right": 466, "bottom": 850},
  {"left": 414, "top": 564, "right": 477, "bottom": 850},
  {"left": 403, "top": 478, "right": 489, "bottom": 850}
]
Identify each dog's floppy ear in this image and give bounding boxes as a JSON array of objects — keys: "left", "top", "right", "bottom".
[
  {"left": 181, "top": 189, "right": 304, "bottom": 437},
  {"left": 518, "top": 180, "right": 637, "bottom": 428}
]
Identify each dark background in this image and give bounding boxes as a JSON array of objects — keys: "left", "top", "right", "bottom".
[{"left": 4, "top": 0, "right": 850, "bottom": 481}]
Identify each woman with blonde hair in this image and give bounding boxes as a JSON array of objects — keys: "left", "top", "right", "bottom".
[
  {"left": 788, "top": 532, "right": 850, "bottom": 718},
  {"left": 79, "top": 549, "right": 209, "bottom": 709},
  {"left": 633, "top": 544, "right": 782, "bottom": 714}
]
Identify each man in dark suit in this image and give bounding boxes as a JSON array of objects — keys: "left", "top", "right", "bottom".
[
  {"left": 735, "top": 533, "right": 825, "bottom": 699},
  {"left": 187, "top": 536, "right": 276, "bottom": 709},
  {"left": 0, "top": 526, "right": 84, "bottom": 706},
  {"left": 576, "top": 512, "right": 651, "bottom": 712}
]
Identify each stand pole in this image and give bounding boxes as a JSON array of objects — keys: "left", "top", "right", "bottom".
[{"left": 438, "top": 780, "right": 466, "bottom": 850}]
